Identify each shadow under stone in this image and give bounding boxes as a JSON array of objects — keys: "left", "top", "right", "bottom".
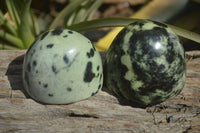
[
  {"left": 102, "top": 84, "right": 147, "bottom": 109},
  {"left": 5, "top": 54, "right": 29, "bottom": 98}
]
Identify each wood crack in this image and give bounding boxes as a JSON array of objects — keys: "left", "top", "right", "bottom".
[{"left": 68, "top": 112, "right": 99, "bottom": 119}]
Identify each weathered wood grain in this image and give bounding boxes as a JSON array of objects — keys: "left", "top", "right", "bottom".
[{"left": 0, "top": 50, "right": 199, "bottom": 133}]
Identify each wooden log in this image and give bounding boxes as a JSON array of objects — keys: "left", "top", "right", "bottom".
[{"left": 0, "top": 50, "right": 200, "bottom": 133}]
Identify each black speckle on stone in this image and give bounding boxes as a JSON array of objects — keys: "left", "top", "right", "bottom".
[
  {"left": 91, "top": 92, "right": 96, "bottom": 96},
  {"left": 68, "top": 30, "right": 73, "bottom": 34},
  {"left": 166, "top": 51, "right": 175, "bottom": 64},
  {"left": 97, "top": 66, "right": 100, "bottom": 71},
  {"left": 166, "top": 39, "right": 176, "bottom": 64},
  {"left": 100, "top": 74, "right": 103, "bottom": 81},
  {"left": 86, "top": 48, "right": 94, "bottom": 58},
  {"left": 138, "top": 23, "right": 144, "bottom": 28},
  {"left": 152, "top": 27, "right": 168, "bottom": 37},
  {"left": 40, "top": 31, "right": 49, "bottom": 40},
  {"left": 52, "top": 65, "right": 59, "bottom": 74},
  {"left": 31, "top": 49, "right": 36, "bottom": 57},
  {"left": 48, "top": 94, "right": 53, "bottom": 97},
  {"left": 36, "top": 70, "right": 39, "bottom": 73},
  {"left": 138, "top": 86, "right": 154, "bottom": 96},
  {"left": 98, "top": 84, "right": 101, "bottom": 90},
  {"left": 84, "top": 62, "right": 95, "bottom": 82},
  {"left": 67, "top": 87, "right": 72, "bottom": 92},
  {"left": 131, "top": 21, "right": 144, "bottom": 29},
  {"left": 33, "top": 60, "right": 37, "bottom": 67},
  {"left": 38, "top": 81, "right": 41, "bottom": 85},
  {"left": 91, "top": 89, "right": 99, "bottom": 96},
  {"left": 158, "top": 64, "right": 165, "bottom": 71},
  {"left": 51, "top": 28, "right": 63, "bottom": 35},
  {"left": 91, "top": 44, "right": 96, "bottom": 51},
  {"left": 63, "top": 35, "right": 68, "bottom": 38},
  {"left": 54, "top": 54, "right": 58, "bottom": 58},
  {"left": 27, "top": 63, "right": 31, "bottom": 72},
  {"left": 46, "top": 44, "right": 54, "bottom": 48},
  {"left": 63, "top": 54, "right": 69, "bottom": 64},
  {"left": 43, "top": 84, "right": 48, "bottom": 88}
]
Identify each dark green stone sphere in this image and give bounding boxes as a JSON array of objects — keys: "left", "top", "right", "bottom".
[{"left": 104, "top": 20, "right": 186, "bottom": 107}]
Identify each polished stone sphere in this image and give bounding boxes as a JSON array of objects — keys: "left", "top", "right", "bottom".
[
  {"left": 23, "top": 28, "right": 103, "bottom": 104},
  {"left": 104, "top": 20, "right": 186, "bottom": 107}
]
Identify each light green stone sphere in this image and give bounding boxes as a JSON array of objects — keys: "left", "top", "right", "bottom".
[{"left": 23, "top": 28, "right": 103, "bottom": 104}]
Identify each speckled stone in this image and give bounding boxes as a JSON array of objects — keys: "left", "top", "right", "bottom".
[
  {"left": 104, "top": 20, "right": 186, "bottom": 107},
  {"left": 23, "top": 28, "right": 103, "bottom": 104}
]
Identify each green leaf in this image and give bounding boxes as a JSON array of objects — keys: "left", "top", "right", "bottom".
[
  {"left": 83, "top": 0, "right": 103, "bottom": 20},
  {"left": 5, "top": 0, "right": 20, "bottom": 28},
  {"left": 0, "top": 30, "right": 24, "bottom": 48},
  {"left": 30, "top": 10, "right": 40, "bottom": 36},
  {"left": 0, "top": 10, "right": 17, "bottom": 36},
  {"left": 168, "top": 24, "right": 200, "bottom": 44},
  {"left": 70, "top": 5, "right": 87, "bottom": 25},
  {"left": 64, "top": 0, "right": 95, "bottom": 26},
  {"left": 67, "top": 17, "right": 200, "bottom": 44},
  {"left": 0, "top": 43, "right": 20, "bottom": 50},
  {"left": 19, "top": 0, "right": 35, "bottom": 48},
  {"left": 66, "top": 17, "right": 140, "bottom": 32},
  {"left": 65, "top": 11, "right": 77, "bottom": 26},
  {"left": 49, "top": 0, "right": 86, "bottom": 29},
  {"left": 72, "top": 0, "right": 103, "bottom": 23}
]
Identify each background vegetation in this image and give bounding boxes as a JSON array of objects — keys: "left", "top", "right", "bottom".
[{"left": 0, "top": 0, "right": 200, "bottom": 51}]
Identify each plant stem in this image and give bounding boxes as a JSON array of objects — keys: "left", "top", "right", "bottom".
[
  {"left": 0, "top": 43, "right": 20, "bottom": 50},
  {"left": 49, "top": 0, "right": 85, "bottom": 29},
  {"left": 84, "top": 0, "right": 103, "bottom": 20},
  {"left": 30, "top": 10, "right": 40, "bottom": 36},
  {"left": 5, "top": 0, "right": 20, "bottom": 28},
  {"left": 20, "top": 0, "right": 35, "bottom": 48},
  {"left": 0, "top": 10, "right": 17, "bottom": 36},
  {"left": 0, "top": 30, "right": 24, "bottom": 48}
]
